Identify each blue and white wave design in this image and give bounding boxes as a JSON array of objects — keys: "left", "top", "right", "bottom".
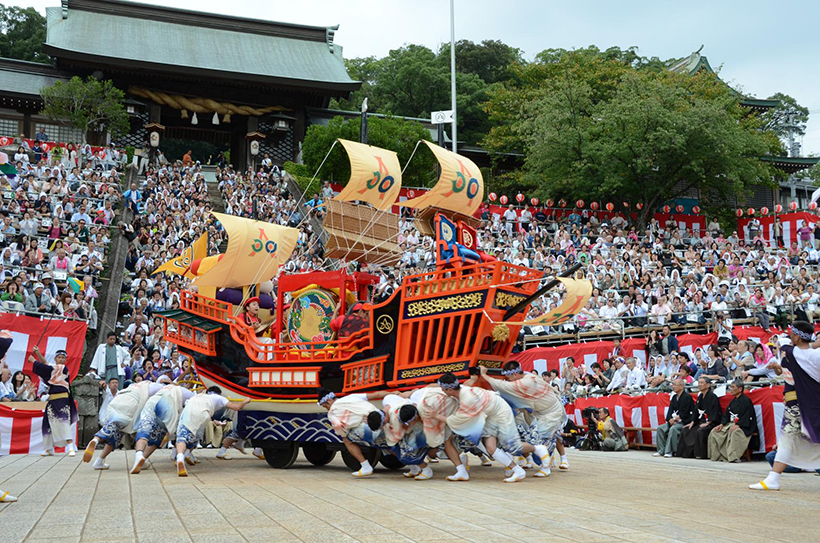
[{"left": 236, "top": 410, "right": 342, "bottom": 444}]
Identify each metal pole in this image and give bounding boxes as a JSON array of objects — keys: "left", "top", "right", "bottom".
[{"left": 450, "top": 0, "right": 457, "bottom": 153}]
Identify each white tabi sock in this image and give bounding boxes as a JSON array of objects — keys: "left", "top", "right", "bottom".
[
  {"left": 176, "top": 453, "right": 185, "bottom": 463},
  {"left": 493, "top": 449, "right": 514, "bottom": 468},
  {"left": 763, "top": 471, "right": 781, "bottom": 486},
  {"left": 360, "top": 459, "right": 372, "bottom": 472},
  {"left": 560, "top": 455, "right": 568, "bottom": 463},
  {"left": 134, "top": 450, "right": 144, "bottom": 461},
  {"left": 216, "top": 447, "right": 227, "bottom": 457},
  {"left": 456, "top": 464, "right": 468, "bottom": 477}
]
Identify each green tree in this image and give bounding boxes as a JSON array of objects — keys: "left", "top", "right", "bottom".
[
  {"left": 40, "top": 76, "right": 129, "bottom": 143},
  {"left": 301, "top": 115, "right": 437, "bottom": 187},
  {"left": 0, "top": 4, "right": 47, "bottom": 63},
  {"left": 762, "top": 92, "right": 810, "bottom": 142},
  {"left": 499, "top": 50, "right": 780, "bottom": 226},
  {"left": 438, "top": 39, "right": 523, "bottom": 84}
]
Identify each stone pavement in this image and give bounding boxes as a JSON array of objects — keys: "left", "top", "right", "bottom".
[{"left": 1, "top": 449, "right": 818, "bottom": 543}]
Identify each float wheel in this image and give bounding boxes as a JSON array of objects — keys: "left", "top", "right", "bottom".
[
  {"left": 341, "top": 447, "right": 380, "bottom": 471},
  {"left": 379, "top": 454, "right": 405, "bottom": 470},
  {"left": 302, "top": 443, "right": 337, "bottom": 466},
  {"left": 261, "top": 442, "right": 299, "bottom": 469}
]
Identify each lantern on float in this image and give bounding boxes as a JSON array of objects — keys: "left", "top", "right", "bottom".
[
  {"left": 516, "top": 193, "right": 525, "bottom": 203},
  {"left": 736, "top": 209, "right": 743, "bottom": 218},
  {"left": 789, "top": 201, "right": 798, "bottom": 211},
  {"left": 488, "top": 192, "right": 497, "bottom": 202},
  {"left": 760, "top": 206, "right": 769, "bottom": 215},
  {"left": 810, "top": 202, "right": 818, "bottom": 211},
  {"left": 636, "top": 203, "right": 643, "bottom": 210},
  {"left": 576, "top": 199, "right": 585, "bottom": 208},
  {"left": 558, "top": 199, "right": 567, "bottom": 208},
  {"left": 605, "top": 202, "right": 614, "bottom": 212},
  {"left": 775, "top": 204, "right": 783, "bottom": 213},
  {"left": 663, "top": 205, "right": 671, "bottom": 214},
  {"left": 676, "top": 204, "right": 684, "bottom": 213},
  {"left": 530, "top": 197, "right": 539, "bottom": 206},
  {"left": 590, "top": 202, "right": 599, "bottom": 210},
  {"left": 500, "top": 195, "right": 509, "bottom": 205},
  {"left": 546, "top": 199, "right": 554, "bottom": 208},
  {"left": 692, "top": 205, "right": 700, "bottom": 214}
]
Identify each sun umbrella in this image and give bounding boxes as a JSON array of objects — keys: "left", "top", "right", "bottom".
[{"left": 67, "top": 277, "right": 85, "bottom": 293}]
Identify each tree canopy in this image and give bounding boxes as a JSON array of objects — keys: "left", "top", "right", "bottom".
[
  {"left": 0, "top": 4, "right": 47, "bottom": 63},
  {"left": 301, "top": 115, "right": 437, "bottom": 187},
  {"left": 40, "top": 76, "right": 130, "bottom": 143}
]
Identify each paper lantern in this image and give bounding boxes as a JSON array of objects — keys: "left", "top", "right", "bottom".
[
  {"left": 516, "top": 193, "right": 525, "bottom": 203},
  {"left": 622, "top": 202, "right": 629, "bottom": 208},
  {"left": 636, "top": 203, "right": 643, "bottom": 210},
  {"left": 546, "top": 199, "right": 554, "bottom": 208},
  {"left": 760, "top": 206, "right": 769, "bottom": 215},
  {"left": 558, "top": 199, "right": 567, "bottom": 208},
  {"left": 789, "top": 201, "right": 798, "bottom": 211},
  {"left": 500, "top": 195, "right": 509, "bottom": 205},
  {"left": 530, "top": 197, "right": 540, "bottom": 206},
  {"left": 747, "top": 208, "right": 755, "bottom": 216},
  {"left": 488, "top": 192, "right": 497, "bottom": 202},
  {"left": 663, "top": 205, "right": 671, "bottom": 214},
  {"left": 691, "top": 205, "right": 700, "bottom": 214},
  {"left": 576, "top": 199, "right": 585, "bottom": 208},
  {"left": 775, "top": 204, "right": 783, "bottom": 213},
  {"left": 810, "top": 202, "right": 818, "bottom": 211},
  {"left": 676, "top": 204, "right": 684, "bottom": 213},
  {"left": 590, "top": 202, "right": 599, "bottom": 210},
  {"left": 736, "top": 209, "right": 743, "bottom": 218},
  {"left": 408, "top": 190, "right": 415, "bottom": 197},
  {"left": 605, "top": 202, "right": 614, "bottom": 212}
]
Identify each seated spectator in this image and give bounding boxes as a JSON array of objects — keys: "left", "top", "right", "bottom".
[
  {"left": 598, "top": 407, "right": 627, "bottom": 451},
  {"left": 24, "top": 283, "right": 52, "bottom": 314},
  {"left": 0, "top": 367, "right": 16, "bottom": 400},
  {"left": 708, "top": 379, "right": 757, "bottom": 463},
  {"left": 624, "top": 357, "right": 646, "bottom": 390},
  {"left": 654, "top": 378, "right": 695, "bottom": 458}
]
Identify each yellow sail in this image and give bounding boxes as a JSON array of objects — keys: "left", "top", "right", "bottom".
[
  {"left": 400, "top": 141, "right": 483, "bottom": 216},
  {"left": 152, "top": 232, "right": 208, "bottom": 277},
  {"left": 494, "top": 278, "right": 593, "bottom": 326},
  {"left": 192, "top": 212, "right": 298, "bottom": 288},
  {"left": 333, "top": 139, "right": 402, "bottom": 210}
]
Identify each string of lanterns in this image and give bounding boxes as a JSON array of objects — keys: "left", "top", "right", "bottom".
[{"left": 735, "top": 201, "right": 815, "bottom": 217}]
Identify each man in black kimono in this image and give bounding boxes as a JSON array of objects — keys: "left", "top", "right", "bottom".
[
  {"left": 678, "top": 376, "right": 722, "bottom": 458},
  {"left": 0, "top": 331, "right": 18, "bottom": 502},
  {"left": 708, "top": 379, "right": 757, "bottom": 463},
  {"left": 654, "top": 378, "right": 695, "bottom": 457}
]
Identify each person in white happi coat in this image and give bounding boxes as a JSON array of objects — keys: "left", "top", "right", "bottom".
[
  {"left": 432, "top": 372, "right": 550, "bottom": 483},
  {"left": 83, "top": 380, "right": 164, "bottom": 470},
  {"left": 317, "top": 388, "right": 390, "bottom": 477},
  {"left": 174, "top": 386, "right": 249, "bottom": 477},
  {"left": 130, "top": 381, "right": 195, "bottom": 474},
  {"left": 367, "top": 393, "right": 433, "bottom": 480}
]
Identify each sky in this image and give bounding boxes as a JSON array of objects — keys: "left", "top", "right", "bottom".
[{"left": 19, "top": 0, "right": 820, "bottom": 155}]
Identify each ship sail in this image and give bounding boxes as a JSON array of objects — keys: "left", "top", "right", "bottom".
[
  {"left": 333, "top": 139, "right": 403, "bottom": 210},
  {"left": 400, "top": 141, "right": 483, "bottom": 217},
  {"left": 192, "top": 212, "right": 298, "bottom": 288},
  {"left": 494, "top": 278, "right": 593, "bottom": 326},
  {"left": 152, "top": 232, "right": 208, "bottom": 278}
]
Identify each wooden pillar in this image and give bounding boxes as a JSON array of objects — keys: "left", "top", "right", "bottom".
[{"left": 22, "top": 113, "right": 33, "bottom": 139}]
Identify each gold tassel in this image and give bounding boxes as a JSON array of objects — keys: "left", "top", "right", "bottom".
[
  {"left": 223, "top": 114, "right": 231, "bottom": 123},
  {"left": 180, "top": 109, "right": 188, "bottom": 119},
  {"left": 491, "top": 324, "right": 510, "bottom": 342}
]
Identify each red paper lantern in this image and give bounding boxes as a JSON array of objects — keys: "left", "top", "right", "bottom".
[
  {"left": 408, "top": 190, "right": 415, "bottom": 198},
  {"left": 736, "top": 209, "right": 743, "bottom": 217},
  {"left": 810, "top": 202, "right": 818, "bottom": 211},
  {"left": 546, "top": 199, "right": 554, "bottom": 208},
  {"left": 636, "top": 203, "right": 643, "bottom": 210},
  {"left": 516, "top": 193, "right": 525, "bottom": 203},
  {"left": 747, "top": 208, "right": 755, "bottom": 216},
  {"left": 775, "top": 204, "right": 783, "bottom": 213},
  {"left": 488, "top": 192, "right": 497, "bottom": 202},
  {"left": 558, "top": 199, "right": 567, "bottom": 208},
  {"left": 692, "top": 205, "right": 700, "bottom": 214},
  {"left": 676, "top": 204, "right": 684, "bottom": 213},
  {"left": 576, "top": 199, "right": 585, "bottom": 208},
  {"left": 760, "top": 206, "right": 769, "bottom": 215},
  {"left": 605, "top": 202, "right": 614, "bottom": 212},
  {"left": 590, "top": 202, "right": 599, "bottom": 210},
  {"left": 622, "top": 202, "right": 629, "bottom": 208},
  {"left": 663, "top": 205, "right": 671, "bottom": 214},
  {"left": 530, "top": 197, "right": 540, "bottom": 206},
  {"left": 789, "top": 201, "right": 798, "bottom": 211},
  {"left": 500, "top": 195, "right": 509, "bottom": 205}
]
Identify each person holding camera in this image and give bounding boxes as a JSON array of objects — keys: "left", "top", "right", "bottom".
[
  {"left": 596, "top": 407, "right": 627, "bottom": 451},
  {"left": 715, "top": 312, "right": 733, "bottom": 346}
]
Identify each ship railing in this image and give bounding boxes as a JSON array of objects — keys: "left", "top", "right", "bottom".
[
  {"left": 402, "top": 260, "right": 542, "bottom": 299},
  {"left": 180, "top": 290, "right": 233, "bottom": 323}
]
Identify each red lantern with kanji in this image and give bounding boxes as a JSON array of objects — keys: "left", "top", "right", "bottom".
[
  {"left": 676, "top": 204, "right": 684, "bottom": 213},
  {"left": 605, "top": 202, "right": 614, "bottom": 212},
  {"left": 530, "top": 197, "right": 539, "bottom": 206},
  {"left": 516, "top": 193, "right": 525, "bottom": 203},
  {"left": 691, "top": 205, "right": 700, "bottom": 214},
  {"left": 636, "top": 202, "right": 643, "bottom": 210},
  {"left": 811, "top": 202, "right": 818, "bottom": 211},
  {"left": 408, "top": 190, "right": 415, "bottom": 198},
  {"left": 760, "top": 206, "right": 769, "bottom": 215},
  {"left": 590, "top": 202, "right": 599, "bottom": 210},
  {"left": 576, "top": 199, "right": 585, "bottom": 208},
  {"left": 546, "top": 199, "right": 554, "bottom": 208},
  {"left": 775, "top": 204, "right": 783, "bottom": 213},
  {"left": 747, "top": 208, "right": 755, "bottom": 216},
  {"left": 789, "top": 201, "right": 798, "bottom": 211},
  {"left": 663, "top": 205, "right": 671, "bottom": 214},
  {"left": 558, "top": 199, "right": 567, "bottom": 208},
  {"left": 736, "top": 209, "right": 743, "bottom": 217},
  {"left": 500, "top": 195, "right": 509, "bottom": 205},
  {"left": 488, "top": 192, "right": 497, "bottom": 202},
  {"left": 622, "top": 202, "right": 629, "bottom": 209}
]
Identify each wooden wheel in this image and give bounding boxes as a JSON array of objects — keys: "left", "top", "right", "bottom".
[
  {"left": 341, "top": 447, "right": 380, "bottom": 471},
  {"left": 302, "top": 443, "right": 337, "bottom": 466},
  {"left": 261, "top": 442, "right": 299, "bottom": 469},
  {"left": 379, "top": 454, "right": 405, "bottom": 470}
]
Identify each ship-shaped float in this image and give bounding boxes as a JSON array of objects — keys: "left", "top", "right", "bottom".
[{"left": 156, "top": 139, "right": 589, "bottom": 469}]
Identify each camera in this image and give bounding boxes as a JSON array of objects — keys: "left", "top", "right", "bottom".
[{"left": 581, "top": 406, "right": 598, "bottom": 421}]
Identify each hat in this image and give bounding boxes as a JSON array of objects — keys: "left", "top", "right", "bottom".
[
  {"left": 351, "top": 302, "right": 365, "bottom": 312},
  {"left": 42, "top": 272, "right": 52, "bottom": 280},
  {"left": 33, "top": 282, "right": 44, "bottom": 290},
  {"left": 55, "top": 349, "right": 67, "bottom": 357},
  {"left": 243, "top": 296, "right": 260, "bottom": 307}
]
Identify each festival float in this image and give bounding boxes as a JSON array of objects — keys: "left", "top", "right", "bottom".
[{"left": 155, "top": 139, "right": 591, "bottom": 469}]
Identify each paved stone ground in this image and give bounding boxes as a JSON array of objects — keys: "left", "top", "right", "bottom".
[{"left": 1, "top": 448, "right": 818, "bottom": 543}]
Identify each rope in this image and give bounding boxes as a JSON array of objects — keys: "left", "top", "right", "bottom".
[{"left": 128, "top": 86, "right": 290, "bottom": 119}]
